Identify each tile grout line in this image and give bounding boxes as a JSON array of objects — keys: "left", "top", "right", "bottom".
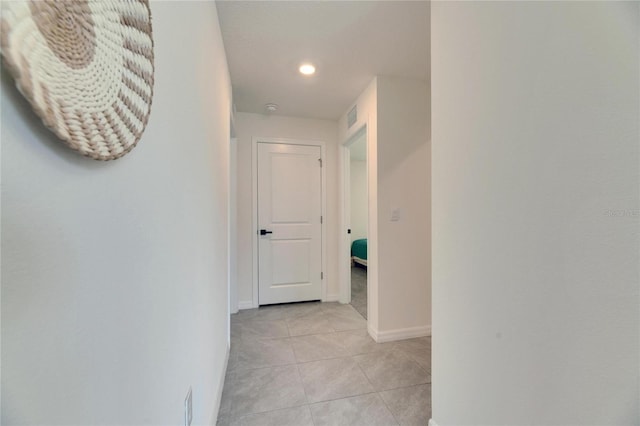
[
  {"left": 221, "top": 384, "right": 427, "bottom": 424},
  {"left": 229, "top": 333, "right": 386, "bottom": 373},
  {"left": 226, "top": 399, "right": 312, "bottom": 422},
  {"left": 307, "top": 388, "right": 379, "bottom": 406},
  {"left": 353, "top": 349, "right": 432, "bottom": 392},
  {"left": 375, "top": 379, "right": 432, "bottom": 393},
  {"left": 353, "top": 351, "right": 379, "bottom": 398},
  {"left": 224, "top": 302, "right": 430, "bottom": 425},
  {"left": 391, "top": 344, "right": 432, "bottom": 379},
  {"left": 399, "top": 347, "right": 432, "bottom": 379},
  {"left": 293, "top": 361, "right": 315, "bottom": 426},
  {"left": 377, "top": 390, "right": 401, "bottom": 426},
  {"left": 225, "top": 364, "right": 311, "bottom": 420}
]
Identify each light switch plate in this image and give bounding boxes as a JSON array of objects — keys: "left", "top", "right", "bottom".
[{"left": 391, "top": 208, "right": 401, "bottom": 222}]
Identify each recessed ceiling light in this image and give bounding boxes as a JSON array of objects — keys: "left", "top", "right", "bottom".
[
  {"left": 299, "top": 63, "right": 316, "bottom": 75},
  {"left": 265, "top": 103, "right": 278, "bottom": 112}
]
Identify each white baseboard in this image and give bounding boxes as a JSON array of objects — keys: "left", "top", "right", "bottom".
[
  {"left": 324, "top": 293, "right": 340, "bottom": 302},
  {"left": 370, "top": 324, "right": 431, "bottom": 343},
  {"left": 211, "top": 345, "right": 230, "bottom": 424},
  {"left": 367, "top": 323, "right": 379, "bottom": 342},
  {"left": 238, "top": 300, "right": 255, "bottom": 310},
  {"left": 428, "top": 419, "right": 438, "bottom": 426}
]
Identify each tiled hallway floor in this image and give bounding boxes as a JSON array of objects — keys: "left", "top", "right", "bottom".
[
  {"left": 217, "top": 302, "right": 431, "bottom": 426},
  {"left": 350, "top": 265, "right": 367, "bottom": 319}
]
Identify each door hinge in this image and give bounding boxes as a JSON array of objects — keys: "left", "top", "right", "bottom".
[
  {"left": 321, "top": 272, "right": 324, "bottom": 280},
  {"left": 318, "top": 158, "right": 322, "bottom": 167},
  {"left": 320, "top": 216, "right": 323, "bottom": 224}
]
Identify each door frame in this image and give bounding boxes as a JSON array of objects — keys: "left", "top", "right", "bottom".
[
  {"left": 339, "top": 116, "right": 378, "bottom": 337},
  {"left": 339, "top": 125, "right": 367, "bottom": 305},
  {"left": 229, "top": 136, "right": 238, "bottom": 315},
  {"left": 251, "top": 137, "right": 327, "bottom": 308}
]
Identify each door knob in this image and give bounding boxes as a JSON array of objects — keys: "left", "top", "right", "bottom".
[{"left": 260, "top": 229, "right": 273, "bottom": 235}]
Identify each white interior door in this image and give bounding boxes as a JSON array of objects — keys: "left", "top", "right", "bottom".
[{"left": 258, "top": 142, "right": 322, "bottom": 305}]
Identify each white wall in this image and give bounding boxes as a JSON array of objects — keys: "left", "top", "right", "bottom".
[
  {"left": 432, "top": 2, "right": 639, "bottom": 425},
  {"left": 234, "top": 112, "right": 339, "bottom": 306},
  {"left": 349, "top": 159, "right": 367, "bottom": 241},
  {"left": 376, "top": 76, "right": 430, "bottom": 336},
  {"left": 338, "top": 76, "right": 431, "bottom": 340},
  {"left": 1, "top": 2, "right": 232, "bottom": 424}
]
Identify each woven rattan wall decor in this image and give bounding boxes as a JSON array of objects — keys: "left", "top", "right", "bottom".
[{"left": 1, "top": 0, "right": 154, "bottom": 160}]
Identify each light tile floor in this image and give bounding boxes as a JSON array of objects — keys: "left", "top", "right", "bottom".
[
  {"left": 218, "top": 302, "right": 431, "bottom": 426},
  {"left": 350, "top": 265, "right": 367, "bottom": 319}
]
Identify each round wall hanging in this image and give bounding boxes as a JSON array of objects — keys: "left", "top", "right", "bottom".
[{"left": 1, "top": 0, "right": 155, "bottom": 160}]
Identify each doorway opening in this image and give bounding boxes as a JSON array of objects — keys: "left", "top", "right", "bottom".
[{"left": 343, "top": 126, "right": 368, "bottom": 318}]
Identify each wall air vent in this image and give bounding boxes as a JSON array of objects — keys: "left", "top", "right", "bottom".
[{"left": 347, "top": 105, "right": 358, "bottom": 128}]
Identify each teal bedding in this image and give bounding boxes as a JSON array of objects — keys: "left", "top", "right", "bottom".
[{"left": 351, "top": 239, "right": 367, "bottom": 260}]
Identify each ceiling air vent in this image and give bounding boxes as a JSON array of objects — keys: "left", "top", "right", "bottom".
[{"left": 347, "top": 105, "right": 357, "bottom": 129}]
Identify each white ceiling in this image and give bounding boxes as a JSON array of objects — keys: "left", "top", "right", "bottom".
[{"left": 216, "top": 1, "right": 430, "bottom": 121}]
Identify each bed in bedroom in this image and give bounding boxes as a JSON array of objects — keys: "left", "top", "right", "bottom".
[{"left": 351, "top": 238, "right": 367, "bottom": 267}]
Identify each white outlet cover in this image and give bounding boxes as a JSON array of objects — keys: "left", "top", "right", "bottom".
[{"left": 391, "top": 208, "right": 401, "bottom": 222}]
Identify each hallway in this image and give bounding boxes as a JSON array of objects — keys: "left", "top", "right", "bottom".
[{"left": 217, "top": 302, "right": 431, "bottom": 425}]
